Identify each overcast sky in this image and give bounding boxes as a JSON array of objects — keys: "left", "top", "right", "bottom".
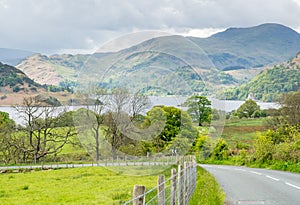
[{"left": 1, "top": 0, "right": 300, "bottom": 54}]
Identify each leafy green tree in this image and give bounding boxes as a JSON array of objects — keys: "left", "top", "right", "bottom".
[
  {"left": 194, "top": 135, "right": 213, "bottom": 160},
  {"left": 144, "top": 106, "right": 197, "bottom": 153},
  {"left": 212, "top": 138, "right": 229, "bottom": 160},
  {"left": 236, "top": 99, "right": 260, "bottom": 118},
  {"left": 185, "top": 95, "right": 212, "bottom": 126},
  {"left": 0, "top": 112, "right": 16, "bottom": 164}
]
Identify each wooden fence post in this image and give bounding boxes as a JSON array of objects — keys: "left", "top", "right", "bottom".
[
  {"left": 158, "top": 175, "right": 165, "bottom": 205},
  {"left": 183, "top": 162, "right": 187, "bottom": 205},
  {"left": 133, "top": 185, "right": 146, "bottom": 205},
  {"left": 177, "top": 165, "right": 182, "bottom": 205},
  {"left": 171, "top": 168, "right": 177, "bottom": 205}
]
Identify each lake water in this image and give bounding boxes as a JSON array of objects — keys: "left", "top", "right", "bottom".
[{"left": 0, "top": 97, "right": 279, "bottom": 125}]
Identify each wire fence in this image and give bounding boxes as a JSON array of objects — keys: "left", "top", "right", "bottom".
[
  {"left": 0, "top": 155, "right": 179, "bottom": 171},
  {"left": 123, "top": 156, "right": 197, "bottom": 205}
]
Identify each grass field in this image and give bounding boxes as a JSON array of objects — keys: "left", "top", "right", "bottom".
[
  {"left": 221, "top": 118, "right": 269, "bottom": 146},
  {"left": 0, "top": 165, "right": 225, "bottom": 205},
  {"left": 0, "top": 166, "right": 172, "bottom": 205}
]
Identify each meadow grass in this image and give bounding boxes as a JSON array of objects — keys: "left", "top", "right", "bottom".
[
  {"left": 189, "top": 166, "right": 225, "bottom": 205},
  {"left": 221, "top": 118, "right": 269, "bottom": 146},
  {"left": 0, "top": 166, "right": 173, "bottom": 205}
]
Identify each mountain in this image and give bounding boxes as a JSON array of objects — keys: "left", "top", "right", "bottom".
[
  {"left": 16, "top": 54, "right": 84, "bottom": 86},
  {"left": 188, "top": 23, "right": 300, "bottom": 70},
  {"left": 0, "top": 62, "right": 41, "bottom": 93},
  {"left": 220, "top": 52, "right": 300, "bottom": 102},
  {"left": 0, "top": 62, "right": 76, "bottom": 105},
  {"left": 15, "top": 23, "right": 300, "bottom": 96},
  {"left": 0, "top": 48, "right": 35, "bottom": 66}
]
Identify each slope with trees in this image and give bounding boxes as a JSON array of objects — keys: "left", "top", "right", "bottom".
[{"left": 221, "top": 52, "right": 300, "bottom": 102}]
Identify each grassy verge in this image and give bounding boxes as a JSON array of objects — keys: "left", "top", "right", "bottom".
[
  {"left": 0, "top": 166, "right": 172, "bottom": 205},
  {"left": 247, "top": 161, "right": 300, "bottom": 173},
  {"left": 200, "top": 159, "right": 300, "bottom": 173},
  {"left": 189, "top": 166, "right": 225, "bottom": 205}
]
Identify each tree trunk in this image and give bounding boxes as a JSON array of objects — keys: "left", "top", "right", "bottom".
[{"left": 96, "top": 131, "right": 100, "bottom": 162}]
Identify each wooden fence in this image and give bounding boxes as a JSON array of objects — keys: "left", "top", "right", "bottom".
[{"left": 123, "top": 157, "right": 197, "bottom": 205}]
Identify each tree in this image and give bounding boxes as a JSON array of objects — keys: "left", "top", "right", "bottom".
[
  {"left": 76, "top": 93, "right": 107, "bottom": 162},
  {"left": 184, "top": 95, "right": 212, "bottom": 126},
  {"left": 103, "top": 89, "right": 151, "bottom": 157},
  {"left": 236, "top": 99, "right": 260, "bottom": 118},
  {"left": 15, "top": 97, "right": 77, "bottom": 163},
  {"left": 280, "top": 90, "right": 300, "bottom": 126},
  {"left": 194, "top": 135, "right": 213, "bottom": 160},
  {"left": 0, "top": 112, "right": 16, "bottom": 164},
  {"left": 144, "top": 106, "right": 198, "bottom": 153}
]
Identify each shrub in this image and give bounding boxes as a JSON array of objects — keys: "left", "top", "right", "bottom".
[{"left": 212, "top": 138, "right": 229, "bottom": 160}]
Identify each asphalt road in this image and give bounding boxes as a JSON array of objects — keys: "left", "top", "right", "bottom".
[{"left": 200, "top": 164, "right": 300, "bottom": 205}]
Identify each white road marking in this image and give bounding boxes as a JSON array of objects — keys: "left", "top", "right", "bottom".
[
  {"left": 250, "top": 171, "right": 262, "bottom": 175},
  {"left": 217, "top": 166, "right": 229, "bottom": 170},
  {"left": 235, "top": 168, "right": 246, "bottom": 172},
  {"left": 285, "top": 182, "right": 300, "bottom": 190},
  {"left": 266, "top": 175, "right": 280, "bottom": 181}
]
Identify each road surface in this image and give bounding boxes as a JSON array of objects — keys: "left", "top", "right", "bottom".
[{"left": 200, "top": 164, "right": 300, "bottom": 205}]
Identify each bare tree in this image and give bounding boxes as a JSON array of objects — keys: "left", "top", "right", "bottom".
[
  {"left": 130, "top": 93, "right": 151, "bottom": 119},
  {"left": 79, "top": 94, "right": 107, "bottom": 161},
  {"left": 103, "top": 89, "right": 151, "bottom": 157},
  {"left": 75, "top": 88, "right": 151, "bottom": 158},
  {"left": 15, "top": 97, "right": 77, "bottom": 163}
]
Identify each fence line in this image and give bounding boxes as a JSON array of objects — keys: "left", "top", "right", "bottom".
[
  {"left": 124, "top": 156, "right": 197, "bottom": 205},
  {"left": 0, "top": 155, "right": 180, "bottom": 171}
]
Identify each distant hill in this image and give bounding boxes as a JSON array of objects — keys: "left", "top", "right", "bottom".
[
  {"left": 0, "top": 62, "right": 41, "bottom": 93},
  {"left": 220, "top": 52, "right": 300, "bottom": 102},
  {"left": 0, "top": 62, "right": 75, "bottom": 105},
  {"left": 15, "top": 23, "right": 300, "bottom": 96},
  {"left": 0, "top": 48, "right": 35, "bottom": 66},
  {"left": 188, "top": 23, "right": 300, "bottom": 70},
  {"left": 16, "top": 54, "right": 83, "bottom": 86}
]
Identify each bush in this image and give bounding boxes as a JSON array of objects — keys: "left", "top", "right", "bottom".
[
  {"left": 212, "top": 138, "right": 229, "bottom": 160},
  {"left": 13, "top": 86, "right": 21, "bottom": 92}
]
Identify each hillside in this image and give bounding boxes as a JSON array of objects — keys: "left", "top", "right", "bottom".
[
  {"left": 0, "top": 48, "right": 35, "bottom": 66},
  {"left": 0, "top": 62, "right": 41, "bottom": 93},
  {"left": 16, "top": 54, "right": 85, "bottom": 86},
  {"left": 15, "top": 23, "right": 300, "bottom": 95},
  {"left": 188, "top": 23, "right": 300, "bottom": 70},
  {"left": 0, "top": 62, "right": 76, "bottom": 105},
  {"left": 220, "top": 52, "right": 300, "bottom": 102}
]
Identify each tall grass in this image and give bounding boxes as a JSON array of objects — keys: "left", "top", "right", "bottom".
[{"left": 189, "top": 166, "right": 225, "bottom": 205}]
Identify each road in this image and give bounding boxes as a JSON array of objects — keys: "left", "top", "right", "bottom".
[{"left": 200, "top": 164, "right": 300, "bottom": 205}]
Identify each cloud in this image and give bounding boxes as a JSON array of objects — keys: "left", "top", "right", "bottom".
[{"left": 0, "top": 0, "right": 299, "bottom": 54}]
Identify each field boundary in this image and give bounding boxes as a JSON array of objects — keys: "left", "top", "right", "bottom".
[
  {"left": 124, "top": 156, "right": 197, "bottom": 205},
  {"left": 0, "top": 155, "right": 182, "bottom": 171}
]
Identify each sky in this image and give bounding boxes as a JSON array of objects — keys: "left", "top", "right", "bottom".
[{"left": 1, "top": 0, "right": 300, "bottom": 54}]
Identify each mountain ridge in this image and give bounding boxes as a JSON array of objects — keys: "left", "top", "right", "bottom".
[{"left": 12, "top": 23, "right": 300, "bottom": 97}]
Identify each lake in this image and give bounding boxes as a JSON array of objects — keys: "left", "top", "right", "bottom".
[{"left": 0, "top": 97, "right": 279, "bottom": 125}]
